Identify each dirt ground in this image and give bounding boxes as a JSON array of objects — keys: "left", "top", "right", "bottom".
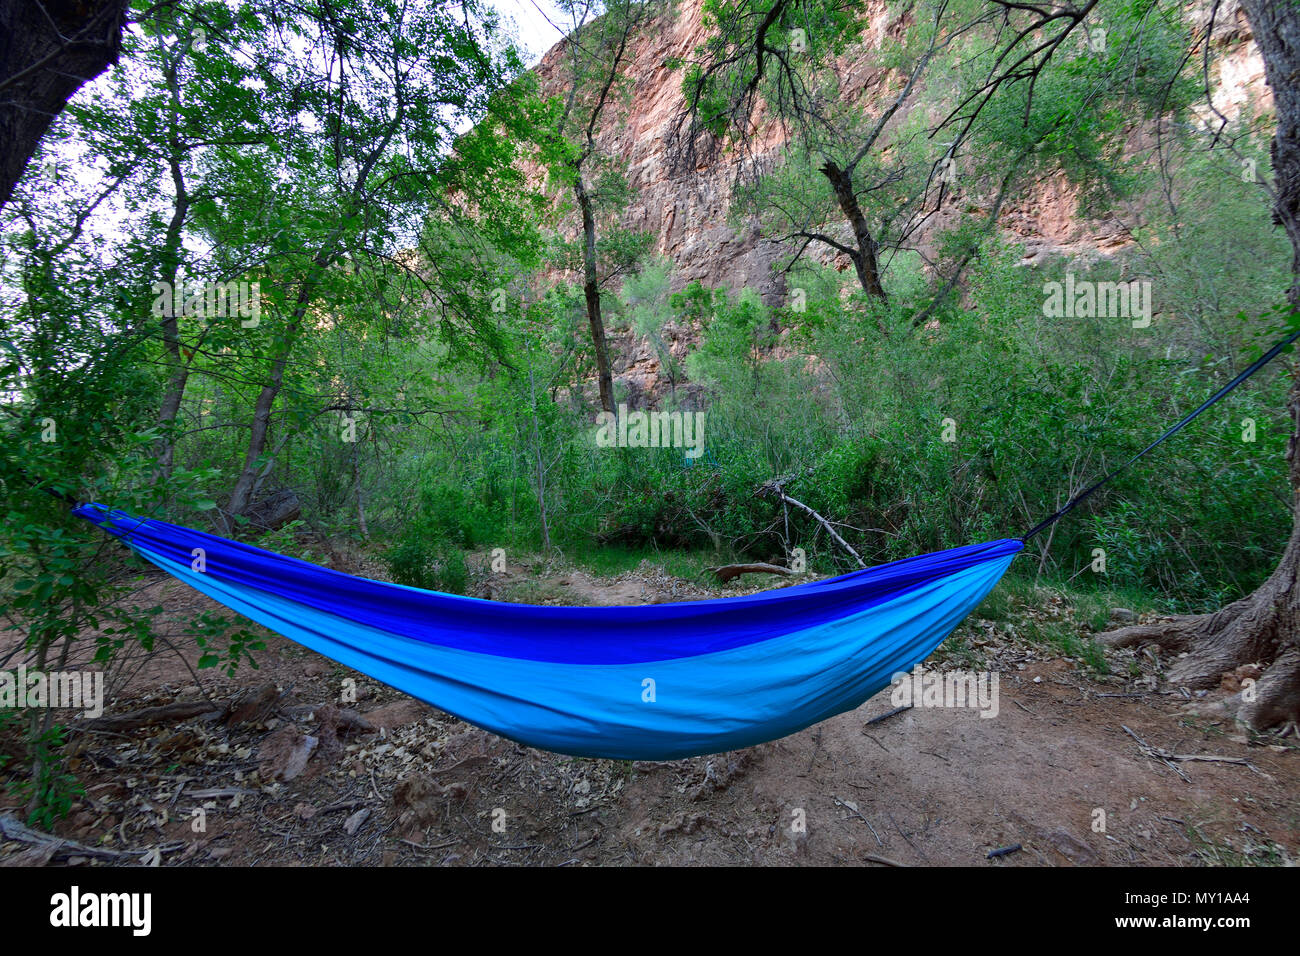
[{"left": 2, "top": 555, "right": 1297, "bottom": 867}]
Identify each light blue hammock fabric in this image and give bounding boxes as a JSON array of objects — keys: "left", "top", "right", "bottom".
[{"left": 75, "top": 503, "right": 1021, "bottom": 760}]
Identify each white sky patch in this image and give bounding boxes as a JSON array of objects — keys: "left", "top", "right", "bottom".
[
  {"left": 490, "top": 0, "right": 572, "bottom": 65},
  {"left": 2, "top": 1, "right": 578, "bottom": 297}
]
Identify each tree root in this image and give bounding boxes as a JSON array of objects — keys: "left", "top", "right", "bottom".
[
  {"left": 1096, "top": 572, "right": 1297, "bottom": 730},
  {"left": 1238, "top": 646, "right": 1300, "bottom": 730}
]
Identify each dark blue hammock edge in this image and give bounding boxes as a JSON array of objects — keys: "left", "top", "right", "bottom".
[{"left": 75, "top": 503, "right": 1023, "bottom": 665}]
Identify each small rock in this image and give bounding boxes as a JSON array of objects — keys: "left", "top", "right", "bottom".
[
  {"left": 1109, "top": 608, "right": 1138, "bottom": 624},
  {"left": 343, "top": 808, "right": 371, "bottom": 835},
  {"left": 658, "top": 811, "right": 707, "bottom": 836},
  {"left": 363, "top": 699, "right": 430, "bottom": 731},
  {"left": 258, "top": 727, "right": 319, "bottom": 782},
  {"left": 1042, "top": 828, "right": 1097, "bottom": 865}
]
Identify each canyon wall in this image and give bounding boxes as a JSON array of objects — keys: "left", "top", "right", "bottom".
[{"left": 526, "top": 0, "right": 1268, "bottom": 406}]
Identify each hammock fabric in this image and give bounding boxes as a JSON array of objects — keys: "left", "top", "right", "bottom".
[{"left": 75, "top": 503, "right": 1020, "bottom": 760}]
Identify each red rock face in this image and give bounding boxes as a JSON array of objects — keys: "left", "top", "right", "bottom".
[
  {"left": 532, "top": 0, "right": 787, "bottom": 306},
  {"left": 525, "top": 0, "right": 1267, "bottom": 407}
]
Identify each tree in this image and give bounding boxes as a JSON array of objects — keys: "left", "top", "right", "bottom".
[
  {"left": 618, "top": 258, "right": 684, "bottom": 401},
  {"left": 675, "top": 0, "right": 1189, "bottom": 315},
  {"left": 217, "top": 0, "right": 528, "bottom": 522},
  {"left": 671, "top": 0, "right": 895, "bottom": 300},
  {"left": 540, "top": 0, "right": 662, "bottom": 414},
  {"left": 1100, "top": 0, "right": 1300, "bottom": 732},
  {"left": 0, "top": 0, "right": 130, "bottom": 210}
]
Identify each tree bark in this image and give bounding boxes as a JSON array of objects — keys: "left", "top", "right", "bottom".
[
  {"left": 0, "top": 0, "right": 130, "bottom": 211},
  {"left": 1100, "top": 0, "right": 1300, "bottom": 731},
  {"left": 819, "top": 160, "right": 887, "bottom": 301},
  {"left": 224, "top": 275, "right": 318, "bottom": 521},
  {"left": 575, "top": 171, "right": 616, "bottom": 413},
  {"left": 156, "top": 39, "right": 193, "bottom": 479}
]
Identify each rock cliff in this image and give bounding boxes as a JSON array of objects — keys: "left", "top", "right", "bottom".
[{"left": 526, "top": 0, "right": 1268, "bottom": 406}]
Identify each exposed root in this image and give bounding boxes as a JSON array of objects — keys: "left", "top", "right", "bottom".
[
  {"left": 1095, "top": 556, "right": 1298, "bottom": 730},
  {"left": 1238, "top": 646, "right": 1300, "bottom": 730},
  {"left": 1096, "top": 614, "right": 1205, "bottom": 651}
]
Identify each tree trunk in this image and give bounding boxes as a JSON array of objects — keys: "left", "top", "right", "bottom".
[
  {"left": 156, "top": 44, "right": 193, "bottom": 479},
  {"left": 574, "top": 171, "right": 616, "bottom": 413},
  {"left": 820, "top": 160, "right": 887, "bottom": 301},
  {"left": 226, "top": 335, "right": 298, "bottom": 521},
  {"left": 351, "top": 437, "right": 368, "bottom": 540},
  {"left": 1100, "top": 0, "right": 1300, "bottom": 732},
  {"left": 0, "top": 0, "right": 129, "bottom": 211},
  {"left": 225, "top": 271, "right": 321, "bottom": 521},
  {"left": 525, "top": 346, "right": 552, "bottom": 552},
  {"left": 223, "top": 96, "right": 401, "bottom": 524}
]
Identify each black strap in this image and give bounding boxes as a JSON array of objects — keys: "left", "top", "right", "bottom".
[
  {"left": 8, "top": 465, "right": 79, "bottom": 508},
  {"left": 1021, "top": 323, "right": 1300, "bottom": 542}
]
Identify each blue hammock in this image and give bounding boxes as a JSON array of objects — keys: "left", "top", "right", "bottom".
[{"left": 75, "top": 503, "right": 1020, "bottom": 760}]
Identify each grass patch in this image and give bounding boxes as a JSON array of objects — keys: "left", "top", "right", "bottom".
[{"left": 1181, "top": 820, "right": 1290, "bottom": 866}]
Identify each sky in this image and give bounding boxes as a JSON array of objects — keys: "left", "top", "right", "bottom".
[
  {"left": 490, "top": 0, "right": 573, "bottom": 66},
  {"left": 3, "top": 2, "right": 582, "bottom": 273}
]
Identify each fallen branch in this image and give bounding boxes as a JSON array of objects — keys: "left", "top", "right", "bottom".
[
  {"left": 707, "top": 562, "right": 794, "bottom": 583},
  {"left": 1122, "top": 725, "right": 1190, "bottom": 781},
  {"left": 186, "top": 787, "right": 261, "bottom": 799},
  {"left": 73, "top": 683, "right": 301, "bottom": 737},
  {"left": 74, "top": 700, "right": 227, "bottom": 734},
  {"left": 757, "top": 478, "right": 866, "bottom": 568},
  {"left": 1121, "top": 725, "right": 1263, "bottom": 779},
  {"left": 0, "top": 813, "right": 182, "bottom": 865}
]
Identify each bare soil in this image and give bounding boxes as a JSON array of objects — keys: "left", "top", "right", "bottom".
[{"left": 2, "top": 557, "right": 1297, "bottom": 867}]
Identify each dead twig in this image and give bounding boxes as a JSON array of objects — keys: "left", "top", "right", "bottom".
[
  {"left": 399, "top": 838, "right": 459, "bottom": 851},
  {"left": 865, "top": 704, "right": 912, "bottom": 726},
  {"left": 1122, "top": 725, "right": 1190, "bottom": 781},
  {"left": 319, "top": 799, "right": 370, "bottom": 815},
  {"left": 886, "top": 809, "right": 930, "bottom": 863},
  {"left": 1121, "top": 725, "right": 1263, "bottom": 779},
  {"left": 833, "top": 796, "right": 884, "bottom": 847}
]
